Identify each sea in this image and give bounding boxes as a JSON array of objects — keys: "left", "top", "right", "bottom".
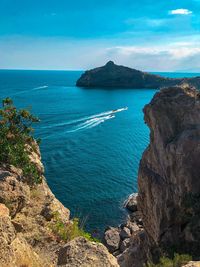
[{"left": 0, "top": 69, "right": 199, "bottom": 235}]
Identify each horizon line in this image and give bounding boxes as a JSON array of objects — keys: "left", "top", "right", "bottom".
[{"left": 0, "top": 68, "right": 200, "bottom": 74}]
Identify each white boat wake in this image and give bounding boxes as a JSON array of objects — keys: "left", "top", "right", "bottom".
[
  {"left": 33, "top": 85, "right": 48, "bottom": 90},
  {"left": 42, "top": 107, "right": 128, "bottom": 135},
  {"left": 68, "top": 114, "right": 115, "bottom": 133},
  {"left": 42, "top": 107, "right": 128, "bottom": 130},
  {"left": 67, "top": 107, "right": 128, "bottom": 133},
  {"left": 12, "top": 85, "right": 48, "bottom": 97}
]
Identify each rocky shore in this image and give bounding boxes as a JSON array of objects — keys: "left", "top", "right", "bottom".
[
  {"left": 104, "top": 193, "right": 148, "bottom": 267},
  {"left": 76, "top": 61, "right": 200, "bottom": 89}
]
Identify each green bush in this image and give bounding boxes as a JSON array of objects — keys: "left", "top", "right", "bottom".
[
  {"left": 147, "top": 253, "right": 192, "bottom": 267},
  {"left": 0, "top": 97, "right": 41, "bottom": 184},
  {"left": 50, "top": 213, "right": 99, "bottom": 243}
]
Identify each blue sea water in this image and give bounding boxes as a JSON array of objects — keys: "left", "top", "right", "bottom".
[{"left": 0, "top": 69, "right": 199, "bottom": 234}]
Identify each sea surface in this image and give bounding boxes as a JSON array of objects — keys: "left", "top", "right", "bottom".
[{"left": 0, "top": 69, "right": 199, "bottom": 234}]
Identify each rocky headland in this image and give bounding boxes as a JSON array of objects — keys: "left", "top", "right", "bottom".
[{"left": 76, "top": 61, "right": 200, "bottom": 89}]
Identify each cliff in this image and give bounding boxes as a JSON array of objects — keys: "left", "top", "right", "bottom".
[
  {"left": 0, "top": 145, "right": 119, "bottom": 267},
  {"left": 138, "top": 85, "right": 200, "bottom": 258},
  {"left": 103, "top": 85, "right": 200, "bottom": 267},
  {"left": 76, "top": 61, "right": 200, "bottom": 89}
]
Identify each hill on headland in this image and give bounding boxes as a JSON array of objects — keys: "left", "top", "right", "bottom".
[{"left": 76, "top": 61, "right": 200, "bottom": 89}]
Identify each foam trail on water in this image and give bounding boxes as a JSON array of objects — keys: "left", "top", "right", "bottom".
[
  {"left": 43, "top": 111, "right": 115, "bottom": 129},
  {"left": 33, "top": 85, "right": 48, "bottom": 90},
  {"left": 87, "top": 115, "right": 115, "bottom": 129},
  {"left": 12, "top": 85, "right": 48, "bottom": 97},
  {"left": 68, "top": 114, "right": 115, "bottom": 133},
  {"left": 42, "top": 107, "right": 128, "bottom": 130}
]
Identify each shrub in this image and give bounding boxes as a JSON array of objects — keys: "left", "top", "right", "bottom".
[
  {"left": 50, "top": 213, "right": 99, "bottom": 243},
  {"left": 0, "top": 97, "right": 41, "bottom": 184},
  {"left": 146, "top": 253, "right": 192, "bottom": 267}
]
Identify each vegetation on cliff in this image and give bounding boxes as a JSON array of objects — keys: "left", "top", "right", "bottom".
[
  {"left": 147, "top": 254, "right": 192, "bottom": 267},
  {"left": 50, "top": 212, "right": 99, "bottom": 243},
  {"left": 0, "top": 97, "right": 41, "bottom": 184}
]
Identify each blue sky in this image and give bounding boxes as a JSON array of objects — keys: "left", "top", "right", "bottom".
[{"left": 0, "top": 0, "right": 200, "bottom": 71}]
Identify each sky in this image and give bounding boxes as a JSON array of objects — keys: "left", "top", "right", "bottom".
[{"left": 0, "top": 0, "right": 200, "bottom": 71}]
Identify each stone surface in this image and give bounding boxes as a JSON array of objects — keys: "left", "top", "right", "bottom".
[
  {"left": 76, "top": 61, "right": 200, "bottom": 89},
  {"left": 0, "top": 168, "right": 30, "bottom": 217},
  {"left": 120, "top": 238, "right": 130, "bottom": 252},
  {"left": 0, "top": 203, "right": 10, "bottom": 217},
  {"left": 117, "top": 230, "right": 148, "bottom": 267},
  {"left": 138, "top": 85, "right": 200, "bottom": 257},
  {"left": 57, "top": 237, "right": 119, "bottom": 267},
  {"left": 104, "top": 227, "right": 121, "bottom": 253},
  {"left": 124, "top": 193, "right": 138, "bottom": 212},
  {"left": 183, "top": 262, "right": 200, "bottom": 267},
  {"left": 126, "top": 220, "right": 140, "bottom": 234},
  {"left": 0, "top": 204, "right": 45, "bottom": 267},
  {"left": 120, "top": 227, "right": 131, "bottom": 240}
]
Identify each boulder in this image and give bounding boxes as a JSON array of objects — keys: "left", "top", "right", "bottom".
[
  {"left": 124, "top": 193, "right": 138, "bottom": 212},
  {"left": 120, "top": 227, "right": 131, "bottom": 240},
  {"left": 125, "top": 221, "right": 140, "bottom": 234},
  {"left": 117, "top": 230, "right": 148, "bottom": 267},
  {"left": 57, "top": 237, "right": 119, "bottom": 267},
  {"left": 104, "top": 227, "right": 121, "bottom": 253}
]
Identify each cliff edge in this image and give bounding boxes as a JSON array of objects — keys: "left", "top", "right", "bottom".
[
  {"left": 0, "top": 145, "right": 119, "bottom": 267},
  {"left": 138, "top": 85, "right": 200, "bottom": 258},
  {"left": 76, "top": 61, "right": 200, "bottom": 89}
]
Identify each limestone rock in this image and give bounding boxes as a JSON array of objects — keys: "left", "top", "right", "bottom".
[
  {"left": 0, "top": 203, "right": 45, "bottom": 267},
  {"left": 126, "top": 220, "right": 140, "bottom": 234},
  {"left": 117, "top": 230, "right": 148, "bottom": 267},
  {"left": 138, "top": 85, "right": 200, "bottom": 256},
  {"left": 120, "top": 238, "right": 130, "bottom": 252},
  {"left": 120, "top": 227, "right": 131, "bottom": 240},
  {"left": 183, "top": 262, "right": 200, "bottom": 267},
  {"left": 0, "top": 168, "right": 30, "bottom": 217},
  {"left": 57, "top": 237, "right": 119, "bottom": 267},
  {"left": 104, "top": 227, "right": 121, "bottom": 253},
  {"left": 0, "top": 203, "right": 10, "bottom": 217}
]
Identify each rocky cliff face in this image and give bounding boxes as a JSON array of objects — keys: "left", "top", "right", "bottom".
[
  {"left": 138, "top": 85, "right": 200, "bottom": 258},
  {"left": 76, "top": 61, "right": 200, "bottom": 89},
  {"left": 0, "top": 144, "right": 119, "bottom": 267}
]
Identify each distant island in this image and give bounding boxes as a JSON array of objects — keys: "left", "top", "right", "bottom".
[{"left": 76, "top": 61, "right": 200, "bottom": 89}]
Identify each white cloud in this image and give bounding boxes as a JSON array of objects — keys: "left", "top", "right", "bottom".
[
  {"left": 105, "top": 42, "right": 200, "bottom": 71},
  {"left": 1, "top": 35, "right": 200, "bottom": 72},
  {"left": 169, "top": 9, "right": 192, "bottom": 15}
]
